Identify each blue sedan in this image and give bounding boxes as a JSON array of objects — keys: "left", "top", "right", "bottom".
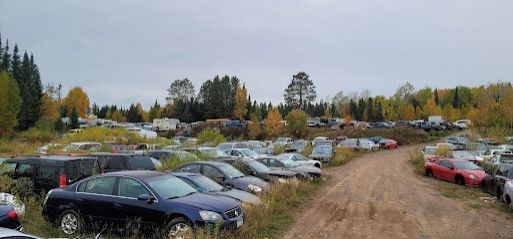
[{"left": 42, "top": 170, "right": 244, "bottom": 238}]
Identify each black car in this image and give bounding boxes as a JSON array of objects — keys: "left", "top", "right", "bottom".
[
  {"left": 174, "top": 161, "right": 269, "bottom": 193},
  {"left": 0, "top": 203, "right": 21, "bottom": 230},
  {"left": 89, "top": 153, "right": 156, "bottom": 173},
  {"left": 483, "top": 163, "right": 513, "bottom": 197},
  {"left": 42, "top": 171, "right": 244, "bottom": 237},
  {"left": 4, "top": 155, "right": 100, "bottom": 193},
  {"left": 219, "top": 158, "right": 298, "bottom": 183}
]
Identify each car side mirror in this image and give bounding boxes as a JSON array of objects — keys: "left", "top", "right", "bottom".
[
  {"left": 137, "top": 194, "right": 155, "bottom": 203},
  {"left": 450, "top": 166, "right": 454, "bottom": 170}
]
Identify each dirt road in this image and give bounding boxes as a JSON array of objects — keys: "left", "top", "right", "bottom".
[{"left": 283, "top": 145, "right": 513, "bottom": 239}]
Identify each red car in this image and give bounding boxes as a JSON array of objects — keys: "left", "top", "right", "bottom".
[
  {"left": 424, "top": 158, "right": 485, "bottom": 187},
  {"left": 378, "top": 139, "right": 398, "bottom": 149}
]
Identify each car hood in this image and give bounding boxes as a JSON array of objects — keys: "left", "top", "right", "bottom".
[
  {"left": 170, "top": 193, "right": 240, "bottom": 212},
  {"left": 290, "top": 165, "right": 322, "bottom": 174},
  {"left": 216, "top": 189, "right": 262, "bottom": 205},
  {"left": 268, "top": 168, "right": 298, "bottom": 177},
  {"left": 309, "top": 153, "right": 332, "bottom": 158},
  {"left": 227, "top": 176, "right": 269, "bottom": 190},
  {"left": 463, "top": 169, "right": 486, "bottom": 178}
]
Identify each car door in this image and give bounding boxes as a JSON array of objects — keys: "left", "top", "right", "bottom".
[
  {"left": 112, "top": 177, "right": 163, "bottom": 230},
  {"left": 76, "top": 176, "right": 118, "bottom": 228},
  {"left": 202, "top": 165, "right": 226, "bottom": 186},
  {"left": 436, "top": 160, "right": 452, "bottom": 181},
  {"left": 484, "top": 165, "right": 499, "bottom": 195}
]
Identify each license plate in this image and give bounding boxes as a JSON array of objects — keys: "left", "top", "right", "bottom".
[{"left": 236, "top": 219, "right": 244, "bottom": 228}]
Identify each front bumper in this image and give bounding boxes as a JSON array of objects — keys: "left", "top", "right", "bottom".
[{"left": 465, "top": 178, "right": 483, "bottom": 187}]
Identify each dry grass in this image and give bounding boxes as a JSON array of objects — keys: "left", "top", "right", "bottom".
[
  {"left": 409, "top": 147, "right": 425, "bottom": 175},
  {"left": 325, "top": 147, "right": 360, "bottom": 168}
]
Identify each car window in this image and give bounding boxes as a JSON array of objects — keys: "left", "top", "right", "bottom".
[
  {"left": 82, "top": 177, "right": 116, "bottom": 195},
  {"left": 35, "top": 166, "right": 59, "bottom": 185},
  {"left": 16, "top": 163, "right": 33, "bottom": 177},
  {"left": 439, "top": 161, "right": 452, "bottom": 168},
  {"left": 117, "top": 177, "right": 151, "bottom": 198},
  {"left": 129, "top": 156, "right": 155, "bottom": 170},
  {"left": 105, "top": 156, "right": 126, "bottom": 170},
  {"left": 177, "top": 164, "right": 201, "bottom": 173},
  {"left": 203, "top": 165, "right": 224, "bottom": 180},
  {"left": 66, "top": 159, "right": 95, "bottom": 184}
]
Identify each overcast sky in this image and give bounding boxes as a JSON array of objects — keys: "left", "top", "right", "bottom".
[{"left": 1, "top": 0, "right": 512, "bottom": 108}]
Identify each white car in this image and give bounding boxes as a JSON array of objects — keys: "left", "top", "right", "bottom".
[
  {"left": 225, "top": 148, "right": 264, "bottom": 159},
  {"left": 0, "top": 193, "right": 24, "bottom": 216},
  {"left": 277, "top": 153, "right": 322, "bottom": 168},
  {"left": 422, "top": 146, "right": 439, "bottom": 161},
  {"left": 63, "top": 142, "right": 101, "bottom": 152},
  {"left": 274, "top": 137, "right": 292, "bottom": 146},
  {"left": 358, "top": 139, "right": 379, "bottom": 151},
  {"left": 482, "top": 149, "right": 512, "bottom": 161}
]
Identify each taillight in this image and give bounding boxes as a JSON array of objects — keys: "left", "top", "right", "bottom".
[
  {"left": 8, "top": 210, "right": 17, "bottom": 219},
  {"left": 59, "top": 175, "right": 67, "bottom": 187}
]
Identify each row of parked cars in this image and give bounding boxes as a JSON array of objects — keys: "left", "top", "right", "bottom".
[
  {"left": 0, "top": 137, "right": 329, "bottom": 237},
  {"left": 422, "top": 135, "right": 513, "bottom": 209}
]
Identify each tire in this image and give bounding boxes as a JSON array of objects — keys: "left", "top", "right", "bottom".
[
  {"left": 425, "top": 169, "right": 433, "bottom": 177},
  {"left": 164, "top": 217, "right": 194, "bottom": 239},
  {"left": 455, "top": 176, "right": 465, "bottom": 186},
  {"left": 58, "top": 210, "right": 82, "bottom": 235},
  {"left": 497, "top": 187, "right": 503, "bottom": 198}
]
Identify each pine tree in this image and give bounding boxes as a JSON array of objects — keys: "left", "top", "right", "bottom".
[
  {"left": 70, "top": 106, "right": 79, "bottom": 129},
  {"left": 434, "top": 88, "right": 439, "bottom": 106},
  {"left": 0, "top": 39, "right": 10, "bottom": 71},
  {"left": 453, "top": 87, "right": 461, "bottom": 109},
  {"left": 0, "top": 34, "right": 3, "bottom": 69},
  {"left": 15, "top": 52, "right": 42, "bottom": 130}
]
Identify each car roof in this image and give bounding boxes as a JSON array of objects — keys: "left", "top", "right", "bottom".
[
  {"left": 102, "top": 170, "right": 165, "bottom": 179},
  {"left": 171, "top": 172, "right": 203, "bottom": 178},
  {"left": 5, "top": 155, "right": 96, "bottom": 163},
  {"left": 181, "top": 160, "right": 229, "bottom": 167},
  {"left": 90, "top": 152, "right": 145, "bottom": 156}
]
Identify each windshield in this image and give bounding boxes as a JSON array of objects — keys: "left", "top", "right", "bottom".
[
  {"left": 146, "top": 175, "right": 197, "bottom": 199},
  {"left": 313, "top": 146, "right": 332, "bottom": 154},
  {"left": 240, "top": 149, "right": 258, "bottom": 157},
  {"left": 190, "top": 175, "right": 224, "bottom": 192},
  {"left": 294, "top": 154, "right": 307, "bottom": 161},
  {"left": 424, "top": 147, "right": 438, "bottom": 154},
  {"left": 276, "top": 138, "right": 288, "bottom": 143},
  {"left": 281, "top": 158, "right": 299, "bottom": 167},
  {"left": 452, "top": 151, "right": 474, "bottom": 159},
  {"left": 64, "top": 144, "right": 80, "bottom": 151},
  {"left": 454, "top": 161, "right": 481, "bottom": 170},
  {"left": 246, "top": 160, "right": 270, "bottom": 173},
  {"left": 218, "top": 164, "right": 245, "bottom": 179}
]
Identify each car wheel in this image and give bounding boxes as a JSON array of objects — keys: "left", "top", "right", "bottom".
[
  {"left": 497, "top": 187, "right": 503, "bottom": 198},
  {"left": 425, "top": 170, "right": 433, "bottom": 177},
  {"left": 455, "top": 177, "right": 465, "bottom": 186},
  {"left": 165, "top": 217, "right": 193, "bottom": 239},
  {"left": 59, "top": 210, "right": 82, "bottom": 235}
]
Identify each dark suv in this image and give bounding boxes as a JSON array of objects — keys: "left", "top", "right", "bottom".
[
  {"left": 3, "top": 155, "right": 100, "bottom": 193},
  {"left": 89, "top": 153, "right": 156, "bottom": 173}
]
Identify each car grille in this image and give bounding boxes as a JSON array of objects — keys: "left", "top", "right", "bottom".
[{"left": 225, "top": 206, "right": 243, "bottom": 219}]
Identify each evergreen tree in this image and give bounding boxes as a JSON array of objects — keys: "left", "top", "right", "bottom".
[
  {"left": 367, "top": 98, "right": 374, "bottom": 121},
  {"left": 434, "top": 88, "right": 439, "bottom": 106},
  {"left": 0, "top": 35, "right": 3, "bottom": 69},
  {"left": 70, "top": 106, "right": 79, "bottom": 129},
  {"left": 1, "top": 39, "right": 10, "bottom": 72},
  {"left": 284, "top": 72, "right": 316, "bottom": 109},
  {"left": 453, "top": 87, "right": 461, "bottom": 109},
  {"left": 16, "top": 52, "right": 42, "bottom": 130}
]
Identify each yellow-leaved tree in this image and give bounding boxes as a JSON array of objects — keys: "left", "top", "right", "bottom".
[
  {"left": 64, "top": 87, "right": 90, "bottom": 118},
  {"left": 0, "top": 71, "right": 22, "bottom": 137},
  {"left": 264, "top": 107, "right": 283, "bottom": 138},
  {"left": 399, "top": 103, "right": 416, "bottom": 120},
  {"left": 233, "top": 86, "right": 248, "bottom": 121},
  {"left": 423, "top": 96, "right": 443, "bottom": 116}
]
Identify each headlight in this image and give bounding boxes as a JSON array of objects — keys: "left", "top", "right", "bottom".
[
  {"left": 248, "top": 184, "right": 262, "bottom": 192},
  {"left": 469, "top": 174, "right": 477, "bottom": 179},
  {"left": 199, "top": 210, "right": 224, "bottom": 221},
  {"left": 277, "top": 178, "right": 289, "bottom": 184}
]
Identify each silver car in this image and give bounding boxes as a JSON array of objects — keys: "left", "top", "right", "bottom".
[{"left": 278, "top": 153, "right": 322, "bottom": 168}]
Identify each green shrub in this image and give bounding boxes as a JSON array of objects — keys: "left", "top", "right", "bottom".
[
  {"left": 285, "top": 109, "right": 309, "bottom": 138},
  {"left": 197, "top": 128, "right": 226, "bottom": 146}
]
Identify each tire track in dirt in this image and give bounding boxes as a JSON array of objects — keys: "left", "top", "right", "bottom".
[{"left": 282, "top": 145, "right": 513, "bottom": 239}]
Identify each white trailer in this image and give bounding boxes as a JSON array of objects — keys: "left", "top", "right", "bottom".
[{"left": 153, "top": 118, "right": 180, "bottom": 131}]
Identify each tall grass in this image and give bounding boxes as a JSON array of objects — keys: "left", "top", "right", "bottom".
[
  {"left": 409, "top": 147, "right": 425, "bottom": 175},
  {"left": 325, "top": 147, "right": 360, "bottom": 168}
]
